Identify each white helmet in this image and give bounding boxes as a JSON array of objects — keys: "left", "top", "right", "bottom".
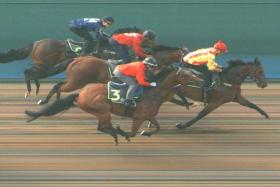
[{"left": 143, "top": 56, "right": 158, "bottom": 66}]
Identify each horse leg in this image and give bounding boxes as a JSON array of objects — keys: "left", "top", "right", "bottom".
[
  {"left": 24, "top": 69, "right": 32, "bottom": 98},
  {"left": 34, "top": 79, "right": 40, "bottom": 96},
  {"left": 98, "top": 126, "right": 119, "bottom": 145},
  {"left": 128, "top": 119, "right": 145, "bottom": 137},
  {"left": 140, "top": 117, "right": 160, "bottom": 137},
  {"left": 176, "top": 102, "right": 221, "bottom": 129},
  {"left": 56, "top": 90, "right": 61, "bottom": 100},
  {"left": 24, "top": 66, "right": 46, "bottom": 97},
  {"left": 38, "top": 82, "right": 65, "bottom": 105},
  {"left": 97, "top": 115, "right": 118, "bottom": 145},
  {"left": 56, "top": 80, "right": 81, "bottom": 97},
  {"left": 235, "top": 95, "right": 270, "bottom": 119},
  {"left": 116, "top": 126, "right": 130, "bottom": 142}
]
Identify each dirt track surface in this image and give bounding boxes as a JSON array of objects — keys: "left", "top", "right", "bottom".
[{"left": 0, "top": 82, "right": 279, "bottom": 187}]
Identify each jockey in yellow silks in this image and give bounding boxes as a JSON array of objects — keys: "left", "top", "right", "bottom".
[{"left": 182, "top": 40, "right": 228, "bottom": 103}]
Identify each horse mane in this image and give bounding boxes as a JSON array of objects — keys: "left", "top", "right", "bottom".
[
  {"left": 152, "top": 45, "right": 180, "bottom": 52},
  {"left": 155, "top": 65, "right": 175, "bottom": 81},
  {"left": 225, "top": 59, "right": 246, "bottom": 72},
  {"left": 144, "top": 65, "right": 174, "bottom": 85},
  {"left": 112, "top": 27, "right": 143, "bottom": 34},
  {"left": 227, "top": 59, "right": 246, "bottom": 67}
]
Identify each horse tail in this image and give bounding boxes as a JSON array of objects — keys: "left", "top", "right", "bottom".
[
  {"left": 0, "top": 43, "right": 34, "bottom": 63},
  {"left": 25, "top": 93, "right": 79, "bottom": 122}
]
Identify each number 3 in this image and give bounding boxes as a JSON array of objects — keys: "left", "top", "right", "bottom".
[{"left": 111, "top": 89, "right": 120, "bottom": 101}]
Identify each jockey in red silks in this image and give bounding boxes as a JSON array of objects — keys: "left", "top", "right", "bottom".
[
  {"left": 109, "top": 30, "right": 156, "bottom": 64},
  {"left": 113, "top": 56, "right": 158, "bottom": 108}
]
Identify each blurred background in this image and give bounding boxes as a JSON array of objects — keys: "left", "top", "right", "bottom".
[{"left": 0, "top": 0, "right": 279, "bottom": 79}]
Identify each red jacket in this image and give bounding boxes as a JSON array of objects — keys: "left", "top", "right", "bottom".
[
  {"left": 112, "top": 33, "right": 147, "bottom": 57},
  {"left": 117, "top": 61, "right": 151, "bottom": 86}
]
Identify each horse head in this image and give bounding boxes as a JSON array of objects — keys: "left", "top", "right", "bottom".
[
  {"left": 151, "top": 45, "right": 186, "bottom": 65},
  {"left": 248, "top": 57, "right": 267, "bottom": 88},
  {"left": 224, "top": 58, "right": 267, "bottom": 88}
]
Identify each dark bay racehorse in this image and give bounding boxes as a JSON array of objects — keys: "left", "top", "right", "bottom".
[
  {"left": 0, "top": 27, "right": 144, "bottom": 97},
  {"left": 173, "top": 57, "right": 269, "bottom": 129},
  {"left": 38, "top": 45, "right": 188, "bottom": 105},
  {"left": 25, "top": 66, "right": 201, "bottom": 144}
]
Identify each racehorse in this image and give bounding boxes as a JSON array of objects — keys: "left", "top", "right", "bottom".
[
  {"left": 172, "top": 57, "right": 269, "bottom": 129},
  {"left": 0, "top": 38, "right": 114, "bottom": 97},
  {"left": 0, "top": 27, "right": 145, "bottom": 97},
  {"left": 37, "top": 45, "right": 188, "bottom": 105},
  {"left": 25, "top": 66, "right": 201, "bottom": 145}
]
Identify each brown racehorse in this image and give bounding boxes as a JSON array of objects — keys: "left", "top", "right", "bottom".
[
  {"left": 0, "top": 27, "right": 144, "bottom": 97},
  {"left": 37, "top": 45, "right": 188, "bottom": 105},
  {"left": 0, "top": 38, "right": 114, "bottom": 98},
  {"left": 172, "top": 57, "right": 269, "bottom": 129},
  {"left": 25, "top": 66, "right": 201, "bottom": 144}
]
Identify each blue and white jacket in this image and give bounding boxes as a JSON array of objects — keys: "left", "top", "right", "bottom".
[{"left": 69, "top": 18, "right": 104, "bottom": 38}]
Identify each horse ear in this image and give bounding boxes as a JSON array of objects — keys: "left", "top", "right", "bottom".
[
  {"left": 180, "top": 46, "right": 190, "bottom": 56},
  {"left": 254, "top": 57, "right": 260, "bottom": 65}
]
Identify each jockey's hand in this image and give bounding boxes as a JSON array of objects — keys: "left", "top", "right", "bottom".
[
  {"left": 135, "top": 56, "right": 145, "bottom": 61},
  {"left": 99, "top": 31, "right": 111, "bottom": 39},
  {"left": 144, "top": 48, "right": 154, "bottom": 55},
  {"left": 150, "top": 82, "right": 157, "bottom": 87}
]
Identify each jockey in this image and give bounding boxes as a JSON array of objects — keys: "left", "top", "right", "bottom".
[
  {"left": 113, "top": 56, "right": 158, "bottom": 108},
  {"left": 181, "top": 40, "right": 228, "bottom": 103},
  {"left": 69, "top": 16, "right": 114, "bottom": 55},
  {"left": 109, "top": 30, "right": 156, "bottom": 64}
]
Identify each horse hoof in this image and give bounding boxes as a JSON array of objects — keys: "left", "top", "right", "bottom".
[
  {"left": 140, "top": 130, "right": 151, "bottom": 136},
  {"left": 114, "top": 141, "right": 119, "bottom": 146},
  {"left": 24, "top": 92, "right": 30, "bottom": 99},
  {"left": 176, "top": 123, "right": 185, "bottom": 129},
  {"left": 147, "top": 122, "right": 153, "bottom": 129},
  {"left": 37, "top": 99, "right": 46, "bottom": 105},
  {"left": 125, "top": 136, "right": 131, "bottom": 142}
]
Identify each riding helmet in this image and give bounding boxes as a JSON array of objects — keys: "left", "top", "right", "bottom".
[
  {"left": 102, "top": 16, "right": 115, "bottom": 24},
  {"left": 143, "top": 30, "right": 156, "bottom": 40},
  {"left": 143, "top": 56, "right": 158, "bottom": 66},
  {"left": 214, "top": 40, "right": 228, "bottom": 53}
]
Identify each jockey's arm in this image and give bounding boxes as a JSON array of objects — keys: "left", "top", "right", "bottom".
[
  {"left": 96, "top": 30, "right": 111, "bottom": 40},
  {"left": 206, "top": 54, "right": 222, "bottom": 72},
  {"left": 132, "top": 40, "right": 147, "bottom": 58}
]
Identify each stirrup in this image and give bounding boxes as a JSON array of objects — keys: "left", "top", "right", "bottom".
[
  {"left": 203, "top": 90, "right": 208, "bottom": 105},
  {"left": 203, "top": 87, "right": 210, "bottom": 105},
  {"left": 124, "top": 99, "right": 136, "bottom": 108},
  {"left": 108, "top": 59, "right": 123, "bottom": 65}
]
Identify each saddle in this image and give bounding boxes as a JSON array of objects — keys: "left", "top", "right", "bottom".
[
  {"left": 105, "top": 59, "right": 124, "bottom": 77},
  {"left": 186, "top": 68, "right": 222, "bottom": 89},
  {"left": 65, "top": 38, "right": 118, "bottom": 59},
  {"left": 65, "top": 39, "right": 84, "bottom": 57},
  {"left": 107, "top": 78, "right": 143, "bottom": 105}
]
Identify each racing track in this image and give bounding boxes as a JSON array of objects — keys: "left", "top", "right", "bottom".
[{"left": 0, "top": 82, "right": 279, "bottom": 187}]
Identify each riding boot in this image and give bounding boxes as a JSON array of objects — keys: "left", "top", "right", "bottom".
[
  {"left": 202, "top": 70, "right": 213, "bottom": 105},
  {"left": 203, "top": 86, "right": 211, "bottom": 106},
  {"left": 123, "top": 99, "right": 136, "bottom": 116},
  {"left": 81, "top": 40, "right": 94, "bottom": 56},
  {"left": 211, "top": 73, "right": 220, "bottom": 88},
  {"left": 124, "top": 99, "right": 136, "bottom": 108}
]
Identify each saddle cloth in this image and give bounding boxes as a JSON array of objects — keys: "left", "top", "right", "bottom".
[
  {"left": 107, "top": 80, "right": 143, "bottom": 104},
  {"left": 65, "top": 39, "right": 84, "bottom": 57}
]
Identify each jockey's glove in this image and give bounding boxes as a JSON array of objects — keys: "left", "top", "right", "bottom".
[{"left": 150, "top": 82, "right": 157, "bottom": 87}]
